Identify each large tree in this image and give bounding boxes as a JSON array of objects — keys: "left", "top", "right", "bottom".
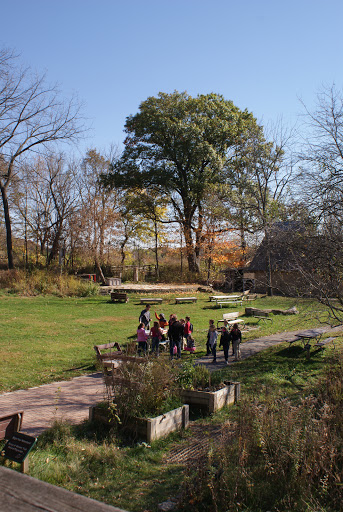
[
  {"left": 0, "top": 48, "right": 84, "bottom": 269},
  {"left": 105, "top": 91, "right": 258, "bottom": 272}
]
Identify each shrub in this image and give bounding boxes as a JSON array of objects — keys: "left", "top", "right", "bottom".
[
  {"left": 176, "top": 361, "right": 224, "bottom": 390},
  {"left": 105, "top": 359, "right": 182, "bottom": 423}
]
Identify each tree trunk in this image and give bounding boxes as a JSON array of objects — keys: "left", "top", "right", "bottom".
[
  {"left": 183, "top": 221, "right": 199, "bottom": 273},
  {"left": 264, "top": 229, "right": 273, "bottom": 296},
  {"left": 0, "top": 184, "right": 14, "bottom": 269},
  {"left": 47, "top": 224, "right": 63, "bottom": 264},
  {"left": 153, "top": 217, "right": 159, "bottom": 279},
  {"left": 194, "top": 204, "right": 203, "bottom": 271},
  {"left": 95, "top": 258, "right": 106, "bottom": 284}
]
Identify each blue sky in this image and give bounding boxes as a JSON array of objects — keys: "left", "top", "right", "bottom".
[{"left": 1, "top": 0, "right": 342, "bottom": 155}]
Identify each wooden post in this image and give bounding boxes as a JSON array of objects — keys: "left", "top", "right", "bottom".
[{"left": 20, "top": 457, "right": 29, "bottom": 474}]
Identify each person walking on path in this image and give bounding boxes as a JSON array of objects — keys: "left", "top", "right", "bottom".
[
  {"left": 230, "top": 323, "right": 242, "bottom": 361},
  {"left": 208, "top": 324, "right": 218, "bottom": 363},
  {"left": 168, "top": 314, "right": 184, "bottom": 359},
  {"left": 219, "top": 326, "right": 231, "bottom": 364},
  {"left": 139, "top": 304, "right": 151, "bottom": 329}
]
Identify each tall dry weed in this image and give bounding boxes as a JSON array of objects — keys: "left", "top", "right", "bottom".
[
  {"left": 0, "top": 269, "right": 98, "bottom": 297},
  {"left": 181, "top": 351, "right": 343, "bottom": 512}
]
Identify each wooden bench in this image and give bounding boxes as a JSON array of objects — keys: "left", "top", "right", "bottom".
[
  {"left": 216, "top": 300, "right": 243, "bottom": 308},
  {"left": 303, "top": 337, "right": 337, "bottom": 359},
  {"left": 314, "top": 337, "right": 337, "bottom": 350},
  {"left": 175, "top": 297, "right": 197, "bottom": 304},
  {"left": 139, "top": 297, "right": 163, "bottom": 305},
  {"left": 0, "top": 411, "right": 30, "bottom": 472},
  {"left": 94, "top": 343, "right": 147, "bottom": 365},
  {"left": 217, "top": 318, "right": 245, "bottom": 328},
  {"left": 253, "top": 311, "right": 272, "bottom": 322},
  {"left": 245, "top": 294, "right": 258, "bottom": 301},
  {"left": 0, "top": 411, "right": 24, "bottom": 441},
  {"left": 110, "top": 292, "right": 129, "bottom": 303},
  {"left": 94, "top": 342, "right": 122, "bottom": 362},
  {"left": 209, "top": 295, "right": 242, "bottom": 302}
]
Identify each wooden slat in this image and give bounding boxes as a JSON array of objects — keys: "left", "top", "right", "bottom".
[
  {"left": 0, "top": 411, "right": 24, "bottom": 441},
  {"left": 0, "top": 466, "right": 127, "bottom": 512}
]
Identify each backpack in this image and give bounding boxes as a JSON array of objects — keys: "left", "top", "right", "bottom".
[{"left": 189, "top": 323, "right": 193, "bottom": 333}]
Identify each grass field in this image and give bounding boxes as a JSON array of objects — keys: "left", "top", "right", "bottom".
[
  {"left": 0, "top": 291, "right": 335, "bottom": 392},
  {"left": 1, "top": 290, "right": 342, "bottom": 511}
]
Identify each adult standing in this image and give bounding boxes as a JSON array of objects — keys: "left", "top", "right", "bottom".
[
  {"left": 168, "top": 314, "right": 184, "bottom": 359},
  {"left": 208, "top": 324, "right": 218, "bottom": 364},
  {"left": 139, "top": 304, "right": 151, "bottom": 329},
  {"left": 231, "top": 323, "right": 242, "bottom": 361},
  {"left": 219, "top": 326, "right": 231, "bottom": 364}
]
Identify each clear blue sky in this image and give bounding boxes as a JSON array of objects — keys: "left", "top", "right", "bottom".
[{"left": 1, "top": 0, "right": 342, "bottom": 154}]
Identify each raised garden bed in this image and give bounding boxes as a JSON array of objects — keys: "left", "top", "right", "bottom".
[
  {"left": 89, "top": 404, "right": 189, "bottom": 443},
  {"left": 181, "top": 381, "right": 240, "bottom": 414}
]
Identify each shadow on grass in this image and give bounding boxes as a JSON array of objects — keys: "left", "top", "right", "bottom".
[{"left": 277, "top": 346, "right": 304, "bottom": 358}]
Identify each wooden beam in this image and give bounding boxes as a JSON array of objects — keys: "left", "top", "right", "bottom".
[{"left": 0, "top": 466, "right": 127, "bottom": 512}]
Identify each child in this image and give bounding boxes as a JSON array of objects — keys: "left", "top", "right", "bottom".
[
  {"left": 185, "top": 335, "right": 196, "bottom": 353},
  {"left": 208, "top": 324, "right": 218, "bottom": 363},
  {"left": 155, "top": 312, "right": 168, "bottom": 329},
  {"left": 184, "top": 316, "right": 192, "bottom": 340},
  {"left": 206, "top": 319, "right": 215, "bottom": 355},
  {"left": 137, "top": 322, "right": 148, "bottom": 355},
  {"left": 150, "top": 321, "right": 163, "bottom": 355}
]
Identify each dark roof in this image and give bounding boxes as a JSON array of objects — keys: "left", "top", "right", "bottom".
[{"left": 248, "top": 222, "right": 305, "bottom": 272}]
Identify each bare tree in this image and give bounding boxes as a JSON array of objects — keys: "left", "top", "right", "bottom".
[
  {"left": 76, "top": 148, "right": 120, "bottom": 271},
  {"left": 15, "top": 153, "right": 79, "bottom": 265},
  {"left": 225, "top": 122, "right": 296, "bottom": 295},
  {"left": 0, "top": 48, "right": 85, "bottom": 268},
  {"left": 299, "top": 84, "right": 343, "bottom": 223},
  {"left": 290, "top": 85, "right": 343, "bottom": 320}
]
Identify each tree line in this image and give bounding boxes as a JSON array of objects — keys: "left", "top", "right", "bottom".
[{"left": 1, "top": 47, "right": 343, "bottom": 307}]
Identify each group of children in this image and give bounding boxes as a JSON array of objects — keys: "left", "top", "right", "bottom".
[
  {"left": 207, "top": 319, "right": 242, "bottom": 364},
  {"left": 136, "top": 304, "right": 242, "bottom": 362},
  {"left": 137, "top": 306, "right": 195, "bottom": 356}
]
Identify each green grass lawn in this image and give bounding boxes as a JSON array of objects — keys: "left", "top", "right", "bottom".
[{"left": 0, "top": 291, "right": 335, "bottom": 392}]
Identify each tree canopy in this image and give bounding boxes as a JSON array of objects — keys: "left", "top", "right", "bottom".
[{"left": 105, "top": 91, "right": 259, "bottom": 271}]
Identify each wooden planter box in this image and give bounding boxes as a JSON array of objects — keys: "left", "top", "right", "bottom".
[
  {"left": 89, "top": 404, "right": 189, "bottom": 443},
  {"left": 181, "top": 382, "right": 240, "bottom": 414}
]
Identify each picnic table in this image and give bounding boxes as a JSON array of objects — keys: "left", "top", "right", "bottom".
[
  {"left": 296, "top": 328, "right": 327, "bottom": 346},
  {"left": 215, "top": 296, "right": 243, "bottom": 308},
  {"left": 209, "top": 295, "right": 241, "bottom": 302},
  {"left": 288, "top": 328, "right": 336, "bottom": 359}
]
